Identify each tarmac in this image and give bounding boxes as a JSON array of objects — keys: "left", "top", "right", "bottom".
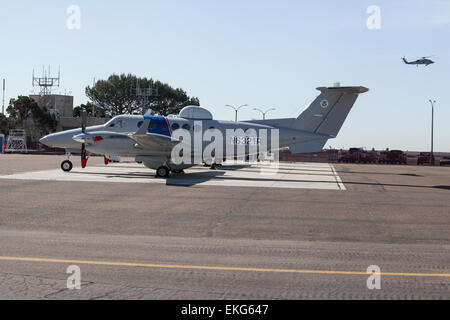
[{"left": 0, "top": 154, "right": 448, "bottom": 299}]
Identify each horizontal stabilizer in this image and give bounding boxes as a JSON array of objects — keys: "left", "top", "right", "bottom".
[{"left": 289, "top": 139, "right": 328, "bottom": 154}]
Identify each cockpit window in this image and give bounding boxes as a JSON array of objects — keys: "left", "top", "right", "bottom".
[
  {"left": 148, "top": 120, "right": 158, "bottom": 130},
  {"left": 160, "top": 122, "right": 168, "bottom": 131}
]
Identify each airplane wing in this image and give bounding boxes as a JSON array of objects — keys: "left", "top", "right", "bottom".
[
  {"left": 128, "top": 118, "right": 178, "bottom": 154},
  {"left": 128, "top": 132, "right": 175, "bottom": 153}
]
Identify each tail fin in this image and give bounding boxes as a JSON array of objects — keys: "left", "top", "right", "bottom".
[
  {"left": 402, "top": 57, "right": 409, "bottom": 64},
  {"left": 292, "top": 86, "right": 368, "bottom": 137}
]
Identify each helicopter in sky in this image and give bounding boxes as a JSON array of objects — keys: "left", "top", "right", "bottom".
[{"left": 402, "top": 56, "right": 435, "bottom": 66}]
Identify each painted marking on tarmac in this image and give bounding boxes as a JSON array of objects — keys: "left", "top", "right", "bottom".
[
  {"left": 330, "top": 164, "right": 346, "bottom": 191},
  {"left": 0, "top": 162, "right": 346, "bottom": 191},
  {"left": 0, "top": 256, "right": 448, "bottom": 278}
]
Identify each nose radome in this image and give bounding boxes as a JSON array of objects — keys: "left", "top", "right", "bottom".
[
  {"left": 39, "top": 133, "right": 61, "bottom": 147},
  {"left": 39, "top": 135, "right": 51, "bottom": 146}
]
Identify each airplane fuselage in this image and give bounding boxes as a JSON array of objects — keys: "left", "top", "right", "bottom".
[
  {"left": 41, "top": 115, "right": 326, "bottom": 162},
  {"left": 40, "top": 85, "right": 368, "bottom": 176}
]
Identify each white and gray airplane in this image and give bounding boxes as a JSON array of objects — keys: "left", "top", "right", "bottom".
[{"left": 40, "top": 85, "right": 368, "bottom": 178}]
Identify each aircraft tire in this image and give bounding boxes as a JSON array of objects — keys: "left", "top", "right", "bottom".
[
  {"left": 61, "top": 160, "right": 73, "bottom": 172},
  {"left": 156, "top": 166, "right": 170, "bottom": 178}
]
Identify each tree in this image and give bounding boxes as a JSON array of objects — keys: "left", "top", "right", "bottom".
[
  {"left": 7, "top": 96, "right": 57, "bottom": 136},
  {"left": 73, "top": 102, "right": 106, "bottom": 118},
  {"left": 6, "top": 96, "right": 35, "bottom": 128},
  {"left": 0, "top": 114, "right": 14, "bottom": 136},
  {"left": 85, "top": 74, "right": 200, "bottom": 116},
  {"left": 31, "top": 105, "right": 57, "bottom": 135}
]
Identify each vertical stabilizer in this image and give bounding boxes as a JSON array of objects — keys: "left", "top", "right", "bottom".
[{"left": 293, "top": 86, "right": 368, "bottom": 137}]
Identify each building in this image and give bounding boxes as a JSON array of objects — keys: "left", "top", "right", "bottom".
[
  {"left": 30, "top": 94, "right": 109, "bottom": 133},
  {"left": 30, "top": 94, "right": 74, "bottom": 118}
]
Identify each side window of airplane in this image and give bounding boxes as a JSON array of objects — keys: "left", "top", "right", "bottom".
[
  {"left": 171, "top": 123, "right": 180, "bottom": 131},
  {"left": 182, "top": 124, "right": 190, "bottom": 131},
  {"left": 137, "top": 121, "right": 143, "bottom": 128},
  {"left": 109, "top": 122, "right": 115, "bottom": 127}
]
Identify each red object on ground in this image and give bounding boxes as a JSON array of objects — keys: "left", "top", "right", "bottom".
[
  {"left": 104, "top": 156, "right": 109, "bottom": 165},
  {"left": 94, "top": 136, "right": 103, "bottom": 142},
  {"left": 81, "top": 158, "right": 88, "bottom": 168}
]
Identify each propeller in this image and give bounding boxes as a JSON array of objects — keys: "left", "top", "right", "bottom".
[{"left": 81, "top": 109, "right": 88, "bottom": 168}]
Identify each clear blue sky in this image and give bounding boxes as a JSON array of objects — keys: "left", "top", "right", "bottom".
[{"left": 1, "top": 0, "right": 449, "bottom": 151}]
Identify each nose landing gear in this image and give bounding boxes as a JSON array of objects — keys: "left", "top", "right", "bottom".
[
  {"left": 61, "top": 160, "right": 73, "bottom": 172},
  {"left": 61, "top": 153, "right": 73, "bottom": 172}
]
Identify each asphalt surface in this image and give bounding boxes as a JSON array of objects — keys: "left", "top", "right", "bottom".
[{"left": 0, "top": 154, "right": 448, "bottom": 299}]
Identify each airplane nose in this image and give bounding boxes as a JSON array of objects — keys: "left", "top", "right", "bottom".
[
  {"left": 39, "top": 135, "right": 51, "bottom": 146},
  {"left": 39, "top": 131, "right": 82, "bottom": 149},
  {"left": 39, "top": 133, "right": 68, "bottom": 148}
]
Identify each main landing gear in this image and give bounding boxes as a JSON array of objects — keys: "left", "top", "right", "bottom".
[{"left": 156, "top": 166, "right": 170, "bottom": 178}]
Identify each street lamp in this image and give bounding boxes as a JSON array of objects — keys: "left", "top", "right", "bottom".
[
  {"left": 226, "top": 104, "right": 248, "bottom": 122},
  {"left": 429, "top": 100, "right": 435, "bottom": 166},
  {"left": 253, "top": 107, "right": 276, "bottom": 120}
]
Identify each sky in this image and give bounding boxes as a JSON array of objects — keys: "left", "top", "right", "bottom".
[{"left": 0, "top": 0, "right": 449, "bottom": 151}]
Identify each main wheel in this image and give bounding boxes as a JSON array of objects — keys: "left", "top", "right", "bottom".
[
  {"left": 61, "top": 160, "right": 73, "bottom": 172},
  {"left": 156, "top": 166, "right": 170, "bottom": 178}
]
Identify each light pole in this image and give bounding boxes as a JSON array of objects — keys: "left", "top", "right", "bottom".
[
  {"left": 429, "top": 100, "right": 435, "bottom": 166},
  {"left": 226, "top": 104, "right": 248, "bottom": 122},
  {"left": 2, "top": 79, "right": 5, "bottom": 115},
  {"left": 253, "top": 107, "right": 276, "bottom": 120}
]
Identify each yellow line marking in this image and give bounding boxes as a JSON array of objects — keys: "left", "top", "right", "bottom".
[{"left": 0, "top": 256, "right": 449, "bottom": 278}]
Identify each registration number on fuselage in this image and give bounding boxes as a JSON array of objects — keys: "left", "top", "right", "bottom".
[{"left": 230, "top": 136, "right": 261, "bottom": 145}]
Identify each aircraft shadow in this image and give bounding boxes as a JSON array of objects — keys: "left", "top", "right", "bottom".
[
  {"left": 70, "top": 169, "right": 449, "bottom": 190},
  {"left": 336, "top": 170, "right": 424, "bottom": 177}
]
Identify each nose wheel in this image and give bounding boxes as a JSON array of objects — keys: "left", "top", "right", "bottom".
[{"left": 61, "top": 160, "right": 73, "bottom": 172}]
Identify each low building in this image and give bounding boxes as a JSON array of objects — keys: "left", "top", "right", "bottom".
[
  {"left": 29, "top": 94, "right": 109, "bottom": 132},
  {"left": 30, "top": 94, "right": 74, "bottom": 118}
]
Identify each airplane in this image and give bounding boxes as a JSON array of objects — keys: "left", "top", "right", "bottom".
[
  {"left": 402, "top": 56, "right": 435, "bottom": 66},
  {"left": 39, "top": 85, "right": 369, "bottom": 178}
]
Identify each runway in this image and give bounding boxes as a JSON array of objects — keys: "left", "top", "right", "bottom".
[{"left": 0, "top": 155, "right": 448, "bottom": 299}]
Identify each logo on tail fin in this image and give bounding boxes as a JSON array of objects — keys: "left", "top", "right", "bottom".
[{"left": 320, "top": 100, "right": 329, "bottom": 109}]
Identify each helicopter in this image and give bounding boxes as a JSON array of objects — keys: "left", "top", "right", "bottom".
[{"left": 402, "top": 56, "right": 435, "bottom": 66}]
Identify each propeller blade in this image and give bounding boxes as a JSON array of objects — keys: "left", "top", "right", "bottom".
[
  {"left": 81, "top": 109, "right": 87, "bottom": 133},
  {"left": 80, "top": 109, "right": 88, "bottom": 168}
]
